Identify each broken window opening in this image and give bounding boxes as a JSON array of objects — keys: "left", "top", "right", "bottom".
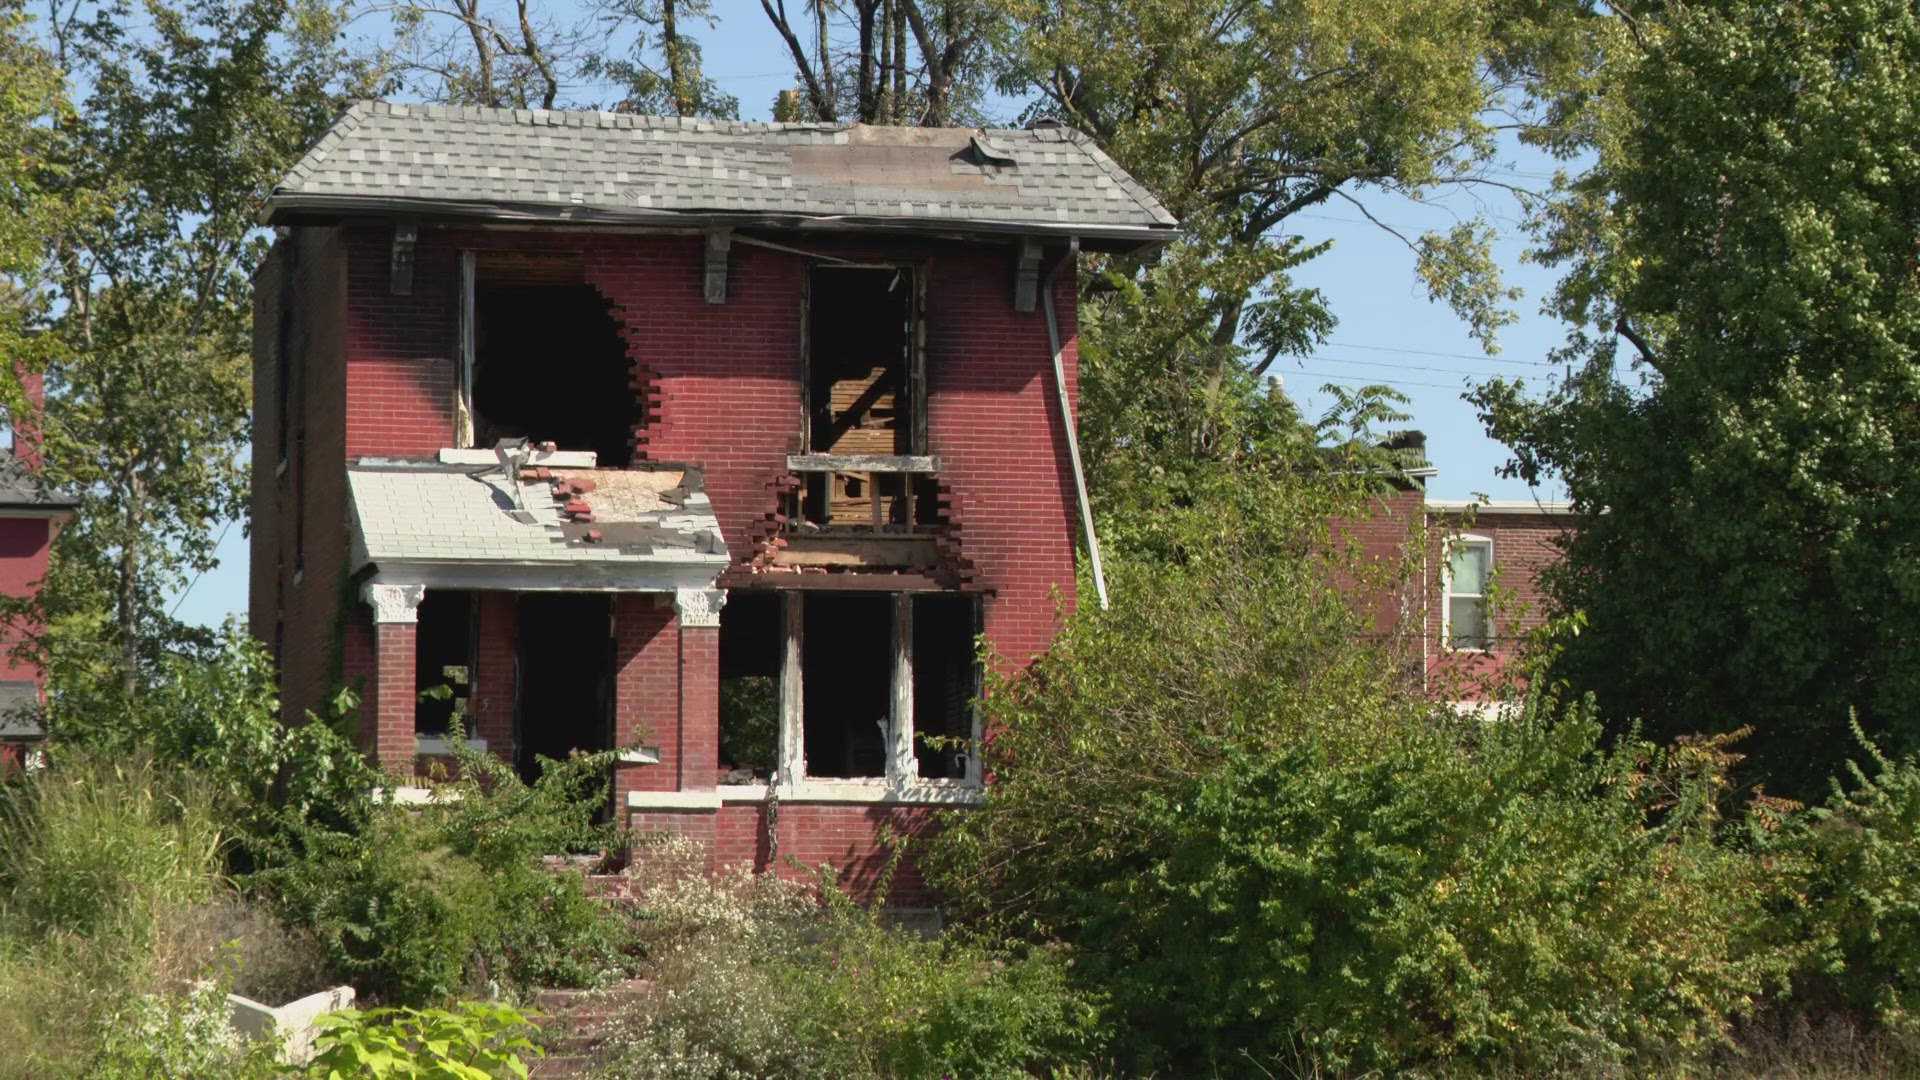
[
  {"left": 913, "top": 593, "right": 980, "bottom": 780},
  {"left": 801, "top": 593, "right": 892, "bottom": 779},
  {"left": 718, "top": 591, "right": 781, "bottom": 783},
  {"left": 414, "top": 590, "right": 477, "bottom": 737},
  {"left": 470, "top": 264, "right": 634, "bottom": 467},
  {"left": 514, "top": 592, "right": 615, "bottom": 785},
  {"left": 806, "top": 265, "right": 919, "bottom": 526}
]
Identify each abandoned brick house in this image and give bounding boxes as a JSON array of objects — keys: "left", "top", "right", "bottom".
[{"left": 248, "top": 101, "right": 1177, "bottom": 899}]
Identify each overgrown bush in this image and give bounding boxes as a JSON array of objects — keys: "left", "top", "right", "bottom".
[
  {"left": 308, "top": 1002, "right": 543, "bottom": 1079},
  {"left": 592, "top": 840, "right": 1099, "bottom": 1079},
  {"left": 1772, "top": 729, "right": 1920, "bottom": 1034},
  {"left": 929, "top": 443, "right": 1815, "bottom": 1075},
  {"left": 263, "top": 724, "right": 631, "bottom": 1004}
]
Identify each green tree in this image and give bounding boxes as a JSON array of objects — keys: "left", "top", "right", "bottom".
[
  {"left": 1476, "top": 0, "right": 1920, "bottom": 799},
  {"left": 996, "top": 0, "right": 1575, "bottom": 512},
  {"left": 7, "top": 0, "right": 347, "bottom": 704}
]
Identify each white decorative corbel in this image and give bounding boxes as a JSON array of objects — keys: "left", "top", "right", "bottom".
[
  {"left": 672, "top": 587, "right": 727, "bottom": 628},
  {"left": 362, "top": 582, "right": 426, "bottom": 623}
]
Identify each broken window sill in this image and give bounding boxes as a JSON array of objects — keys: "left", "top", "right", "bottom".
[
  {"left": 414, "top": 735, "right": 488, "bottom": 756},
  {"left": 716, "top": 780, "right": 984, "bottom": 806},
  {"left": 373, "top": 785, "right": 462, "bottom": 805}
]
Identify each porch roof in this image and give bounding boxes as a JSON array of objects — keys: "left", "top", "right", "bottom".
[{"left": 346, "top": 458, "right": 729, "bottom": 582}]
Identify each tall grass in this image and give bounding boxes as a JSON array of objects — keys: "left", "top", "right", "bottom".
[{"left": 0, "top": 751, "right": 252, "bottom": 1078}]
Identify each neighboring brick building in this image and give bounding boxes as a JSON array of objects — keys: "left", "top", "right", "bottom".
[
  {"left": 0, "top": 374, "right": 76, "bottom": 766},
  {"left": 250, "top": 102, "right": 1176, "bottom": 901},
  {"left": 1423, "top": 499, "right": 1576, "bottom": 708}
]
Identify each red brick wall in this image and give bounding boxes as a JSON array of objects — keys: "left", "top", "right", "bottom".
[
  {"left": 612, "top": 595, "right": 679, "bottom": 804},
  {"left": 370, "top": 622, "right": 417, "bottom": 771},
  {"left": 1425, "top": 511, "right": 1573, "bottom": 700},
  {"left": 0, "top": 517, "right": 53, "bottom": 683},
  {"left": 251, "top": 227, "right": 351, "bottom": 725},
  {"left": 709, "top": 802, "right": 936, "bottom": 906}
]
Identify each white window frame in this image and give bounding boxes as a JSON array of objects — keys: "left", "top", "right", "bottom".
[
  {"left": 1442, "top": 534, "right": 1495, "bottom": 653},
  {"left": 769, "top": 591, "right": 984, "bottom": 799}
]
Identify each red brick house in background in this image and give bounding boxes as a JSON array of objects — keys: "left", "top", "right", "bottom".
[
  {"left": 0, "top": 372, "right": 77, "bottom": 766},
  {"left": 1424, "top": 498, "right": 1575, "bottom": 712},
  {"left": 1326, "top": 434, "right": 1575, "bottom": 713},
  {"left": 249, "top": 102, "right": 1176, "bottom": 901}
]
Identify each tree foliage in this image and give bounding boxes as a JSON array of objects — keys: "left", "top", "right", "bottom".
[
  {"left": 996, "top": 0, "right": 1580, "bottom": 519},
  {"left": 0, "top": 0, "right": 346, "bottom": 702},
  {"left": 1477, "top": 0, "right": 1920, "bottom": 799}
]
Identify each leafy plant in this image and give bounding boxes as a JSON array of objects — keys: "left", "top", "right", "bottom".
[
  {"left": 308, "top": 1002, "right": 543, "bottom": 1080},
  {"left": 264, "top": 718, "right": 630, "bottom": 1005}
]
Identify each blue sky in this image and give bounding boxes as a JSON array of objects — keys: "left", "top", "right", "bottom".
[{"left": 164, "top": 2, "right": 1576, "bottom": 627}]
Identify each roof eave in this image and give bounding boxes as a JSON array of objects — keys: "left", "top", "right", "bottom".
[{"left": 262, "top": 192, "right": 1180, "bottom": 254}]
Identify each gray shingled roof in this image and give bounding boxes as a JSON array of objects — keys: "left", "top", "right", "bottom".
[
  {"left": 347, "top": 461, "right": 728, "bottom": 571},
  {"left": 0, "top": 448, "right": 75, "bottom": 510},
  {"left": 265, "top": 101, "right": 1177, "bottom": 244}
]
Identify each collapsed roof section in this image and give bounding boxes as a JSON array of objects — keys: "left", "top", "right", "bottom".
[
  {"left": 346, "top": 457, "right": 729, "bottom": 592},
  {"left": 262, "top": 101, "right": 1178, "bottom": 252}
]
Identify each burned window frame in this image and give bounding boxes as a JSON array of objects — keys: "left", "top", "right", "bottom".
[
  {"left": 719, "top": 589, "right": 982, "bottom": 790},
  {"left": 800, "top": 262, "right": 928, "bottom": 457}
]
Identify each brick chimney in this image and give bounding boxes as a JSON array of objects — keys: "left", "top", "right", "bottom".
[{"left": 11, "top": 366, "right": 42, "bottom": 471}]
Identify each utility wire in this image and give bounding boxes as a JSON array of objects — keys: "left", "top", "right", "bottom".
[{"left": 1322, "top": 340, "right": 1561, "bottom": 368}]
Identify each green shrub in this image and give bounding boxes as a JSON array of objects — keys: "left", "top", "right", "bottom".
[
  {"left": 1776, "top": 728, "right": 1920, "bottom": 1033},
  {"left": 594, "top": 846, "right": 1100, "bottom": 1079},
  {"left": 929, "top": 506, "right": 1800, "bottom": 1075},
  {"left": 308, "top": 1002, "right": 543, "bottom": 1079},
  {"left": 264, "top": 723, "right": 630, "bottom": 1005}
]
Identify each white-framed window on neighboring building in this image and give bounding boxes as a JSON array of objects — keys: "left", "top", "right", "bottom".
[{"left": 1444, "top": 535, "right": 1494, "bottom": 651}]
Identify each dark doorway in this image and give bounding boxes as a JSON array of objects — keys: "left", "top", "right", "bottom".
[
  {"left": 414, "top": 590, "right": 476, "bottom": 738},
  {"left": 473, "top": 283, "right": 635, "bottom": 466},
  {"left": 515, "top": 592, "right": 615, "bottom": 784},
  {"left": 801, "top": 593, "right": 891, "bottom": 778}
]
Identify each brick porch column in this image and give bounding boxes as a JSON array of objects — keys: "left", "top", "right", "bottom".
[
  {"left": 362, "top": 582, "right": 424, "bottom": 774},
  {"left": 672, "top": 587, "right": 725, "bottom": 792}
]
